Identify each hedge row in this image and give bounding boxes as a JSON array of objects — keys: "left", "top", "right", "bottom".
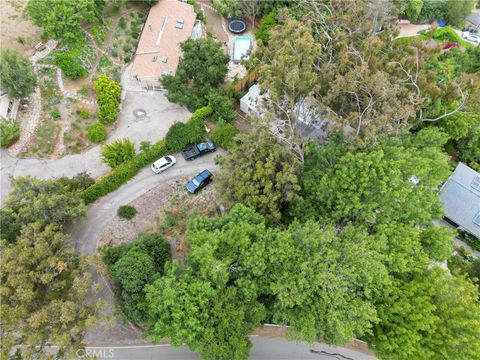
[
  {"left": 82, "top": 140, "right": 167, "bottom": 204},
  {"left": 81, "top": 106, "right": 213, "bottom": 204}
]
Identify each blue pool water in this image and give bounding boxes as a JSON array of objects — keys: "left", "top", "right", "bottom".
[{"left": 233, "top": 37, "right": 252, "bottom": 63}]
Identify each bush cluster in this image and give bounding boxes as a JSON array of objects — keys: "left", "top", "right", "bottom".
[
  {"left": 165, "top": 106, "right": 212, "bottom": 152},
  {"left": 54, "top": 52, "right": 87, "bottom": 80},
  {"left": 0, "top": 118, "right": 20, "bottom": 147},
  {"left": 94, "top": 74, "right": 122, "bottom": 124},
  {"left": 87, "top": 123, "right": 106, "bottom": 142},
  {"left": 210, "top": 124, "right": 239, "bottom": 149},
  {"left": 117, "top": 205, "right": 137, "bottom": 219}
]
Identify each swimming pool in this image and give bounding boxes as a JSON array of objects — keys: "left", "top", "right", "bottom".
[{"left": 232, "top": 37, "right": 251, "bottom": 63}]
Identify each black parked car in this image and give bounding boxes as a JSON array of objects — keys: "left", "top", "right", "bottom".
[
  {"left": 181, "top": 140, "right": 216, "bottom": 161},
  {"left": 186, "top": 169, "right": 213, "bottom": 193}
]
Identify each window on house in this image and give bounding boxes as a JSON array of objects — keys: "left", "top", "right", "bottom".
[
  {"left": 152, "top": 55, "right": 158, "bottom": 62},
  {"left": 162, "top": 56, "right": 168, "bottom": 63}
]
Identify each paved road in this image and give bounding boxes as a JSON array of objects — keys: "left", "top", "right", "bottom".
[{"left": 78, "top": 337, "right": 376, "bottom": 360}]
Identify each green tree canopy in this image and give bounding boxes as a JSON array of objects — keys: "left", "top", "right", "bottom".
[
  {"left": 216, "top": 130, "right": 301, "bottom": 223},
  {"left": 0, "top": 176, "right": 87, "bottom": 243},
  {"left": 94, "top": 74, "right": 122, "bottom": 124},
  {"left": 405, "top": 0, "right": 424, "bottom": 21},
  {"left": 102, "top": 234, "right": 171, "bottom": 322},
  {"left": 146, "top": 263, "right": 265, "bottom": 360},
  {"left": 368, "top": 267, "right": 480, "bottom": 360},
  {"left": 26, "top": 0, "right": 103, "bottom": 44},
  {"left": 162, "top": 38, "right": 229, "bottom": 110},
  {"left": 0, "top": 223, "right": 100, "bottom": 359},
  {"left": 444, "top": 0, "right": 475, "bottom": 27},
  {"left": 145, "top": 205, "right": 272, "bottom": 359},
  {"left": 0, "top": 49, "right": 37, "bottom": 100},
  {"left": 291, "top": 128, "right": 451, "bottom": 228},
  {"left": 290, "top": 128, "right": 454, "bottom": 272},
  {"left": 269, "top": 222, "right": 390, "bottom": 344}
]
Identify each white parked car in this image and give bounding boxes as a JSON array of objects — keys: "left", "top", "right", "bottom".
[
  {"left": 462, "top": 31, "right": 480, "bottom": 44},
  {"left": 151, "top": 155, "right": 176, "bottom": 174}
]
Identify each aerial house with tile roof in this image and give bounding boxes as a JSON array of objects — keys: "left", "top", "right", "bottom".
[{"left": 131, "top": 0, "right": 197, "bottom": 88}]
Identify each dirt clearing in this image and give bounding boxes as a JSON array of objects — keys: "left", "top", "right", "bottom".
[{"left": 0, "top": 0, "right": 42, "bottom": 57}]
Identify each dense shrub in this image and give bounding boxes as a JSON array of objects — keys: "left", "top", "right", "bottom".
[
  {"left": 0, "top": 118, "right": 20, "bottom": 147},
  {"left": 58, "top": 172, "right": 95, "bottom": 191},
  {"left": 54, "top": 52, "right": 87, "bottom": 79},
  {"left": 165, "top": 119, "right": 205, "bottom": 152},
  {"left": 101, "top": 138, "right": 136, "bottom": 168},
  {"left": 0, "top": 49, "right": 37, "bottom": 100},
  {"left": 208, "top": 91, "right": 237, "bottom": 123},
  {"left": 101, "top": 233, "right": 171, "bottom": 322},
  {"left": 210, "top": 124, "right": 239, "bottom": 149},
  {"left": 51, "top": 110, "right": 61, "bottom": 119},
  {"left": 191, "top": 105, "right": 213, "bottom": 121},
  {"left": 256, "top": 11, "right": 277, "bottom": 44},
  {"left": 82, "top": 140, "right": 167, "bottom": 203},
  {"left": 139, "top": 140, "right": 151, "bottom": 153},
  {"left": 79, "top": 109, "right": 90, "bottom": 119},
  {"left": 87, "top": 123, "right": 107, "bottom": 142},
  {"left": 165, "top": 106, "right": 212, "bottom": 151},
  {"left": 117, "top": 205, "right": 137, "bottom": 219},
  {"left": 432, "top": 27, "right": 461, "bottom": 44},
  {"left": 94, "top": 74, "right": 122, "bottom": 124},
  {"left": 119, "top": 17, "right": 126, "bottom": 29}
]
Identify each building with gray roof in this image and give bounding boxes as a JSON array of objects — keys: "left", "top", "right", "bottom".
[{"left": 440, "top": 163, "right": 480, "bottom": 239}]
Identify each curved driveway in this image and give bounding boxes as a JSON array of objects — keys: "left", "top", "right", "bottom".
[{"left": 69, "top": 150, "right": 224, "bottom": 256}]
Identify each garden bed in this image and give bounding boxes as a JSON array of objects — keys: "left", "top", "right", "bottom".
[
  {"left": 63, "top": 104, "right": 101, "bottom": 154},
  {"left": 110, "top": 10, "right": 146, "bottom": 65},
  {"left": 24, "top": 67, "right": 62, "bottom": 157}
]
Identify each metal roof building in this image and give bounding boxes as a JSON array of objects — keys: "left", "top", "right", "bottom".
[{"left": 440, "top": 163, "right": 480, "bottom": 239}]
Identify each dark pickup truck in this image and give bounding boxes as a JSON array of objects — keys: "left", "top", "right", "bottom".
[{"left": 181, "top": 140, "right": 216, "bottom": 161}]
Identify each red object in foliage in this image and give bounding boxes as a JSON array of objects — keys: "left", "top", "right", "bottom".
[{"left": 442, "top": 42, "right": 461, "bottom": 50}]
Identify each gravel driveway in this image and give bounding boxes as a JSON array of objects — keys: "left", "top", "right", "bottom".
[{"left": 0, "top": 91, "right": 191, "bottom": 205}]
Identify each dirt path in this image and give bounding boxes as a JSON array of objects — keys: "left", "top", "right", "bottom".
[
  {"left": 197, "top": 0, "right": 229, "bottom": 43},
  {"left": 52, "top": 96, "right": 71, "bottom": 156}
]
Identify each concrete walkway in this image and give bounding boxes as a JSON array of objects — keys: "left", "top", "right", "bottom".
[{"left": 0, "top": 91, "right": 191, "bottom": 205}]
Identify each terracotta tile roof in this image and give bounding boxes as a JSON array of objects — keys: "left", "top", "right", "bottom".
[{"left": 131, "top": 0, "right": 196, "bottom": 82}]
